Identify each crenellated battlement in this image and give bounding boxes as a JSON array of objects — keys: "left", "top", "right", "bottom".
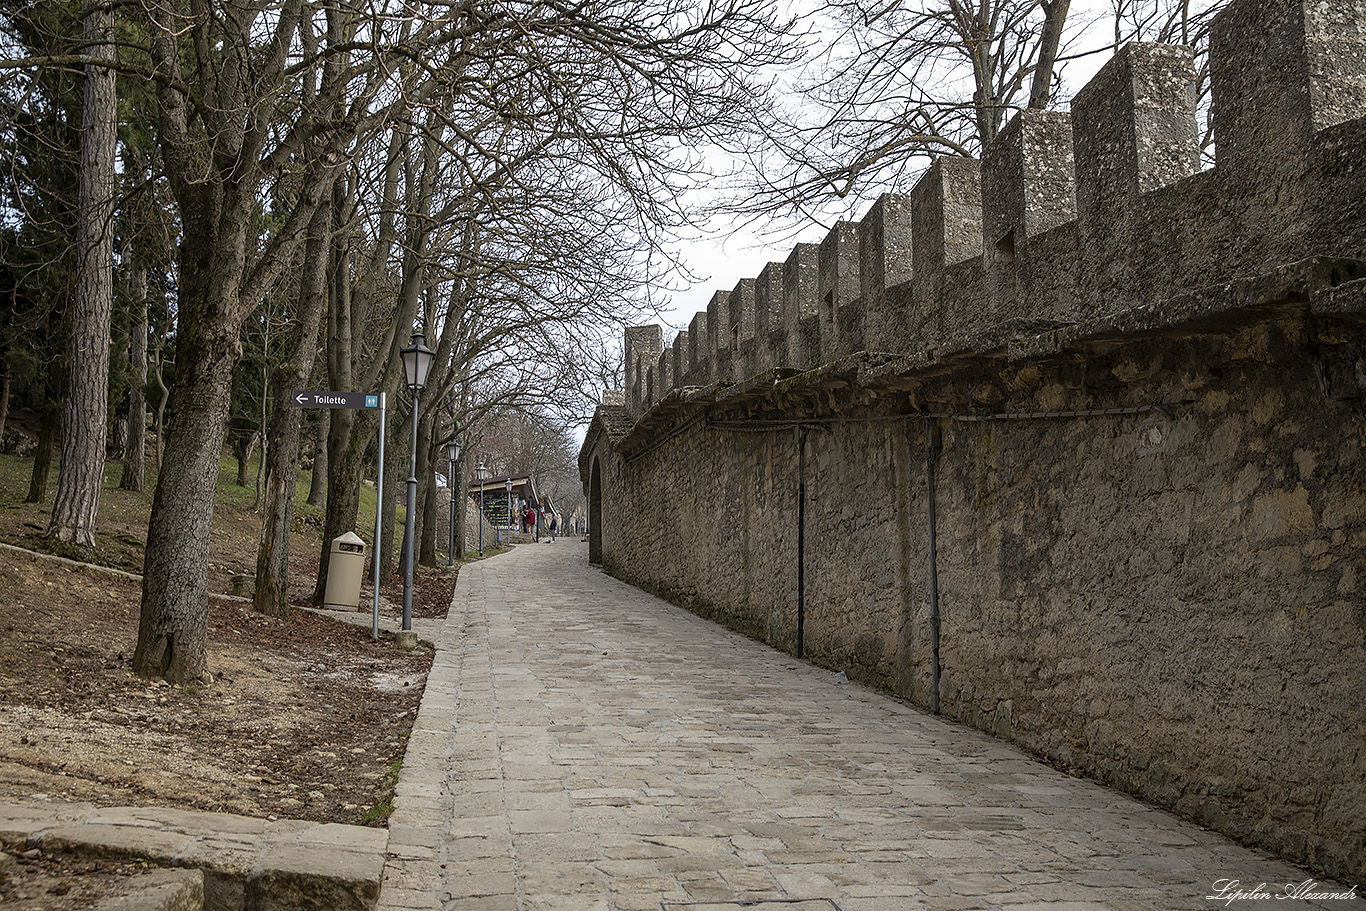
[
  {"left": 618, "top": 0, "right": 1365, "bottom": 420},
  {"left": 583, "top": 0, "right": 1366, "bottom": 880}
]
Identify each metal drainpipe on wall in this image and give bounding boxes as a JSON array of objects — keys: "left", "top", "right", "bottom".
[
  {"left": 925, "top": 418, "right": 942, "bottom": 714},
  {"left": 795, "top": 425, "right": 807, "bottom": 660}
]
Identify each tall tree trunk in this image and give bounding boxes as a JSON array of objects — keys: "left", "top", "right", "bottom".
[
  {"left": 313, "top": 408, "right": 370, "bottom": 604},
  {"left": 26, "top": 387, "right": 59, "bottom": 504},
  {"left": 133, "top": 303, "right": 242, "bottom": 684},
  {"left": 306, "top": 410, "right": 327, "bottom": 506},
  {"left": 120, "top": 273, "right": 148, "bottom": 491},
  {"left": 111, "top": 404, "right": 128, "bottom": 457},
  {"left": 254, "top": 198, "right": 332, "bottom": 618},
  {"left": 252, "top": 357, "right": 268, "bottom": 509},
  {"left": 378, "top": 406, "right": 405, "bottom": 580},
  {"left": 0, "top": 359, "right": 11, "bottom": 444},
  {"left": 1028, "top": 0, "right": 1070, "bottom": 109},
  {"left": 133, "top": 160, "right": 254, "bottom": 682},
  {"left": 313, "top": 215, "right": 360, "bottom": 605},
  {"left": 253, "top": 432, "right": 265, "bottom": 507},
  {"left": 49, "top": 0, "right": 117, "bottom": 546},
  {"left": 453, "top": 456, "right": 466, "bottom": 560},
  {"left": 151, "top": 341, "right": 168, "bottom": 473},
  {"left": 234, "top": 433, "right": 256, "bottom": 487},
  {"left": 418, "top": 410, "right": 438, "bottom": 566}
]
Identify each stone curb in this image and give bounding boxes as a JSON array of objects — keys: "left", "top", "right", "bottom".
[
  {"left": 0, "top": 801, "right": 387, "bottom": 911},
  {"left": 374, "top": 555, "right": 482, "bottom": 911},
  {"left": 93, "top": 867, "right": 204, "bottom": 911},
  {"left": 0, "top": 540, "right": 142, "bottom": 582},
  {"left": 0, "top": 541, "right": 250, "bottom": 604}
]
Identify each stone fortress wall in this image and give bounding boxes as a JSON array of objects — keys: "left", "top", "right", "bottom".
[{"left": 580, "top": 0, "right": 1365, "bottom": 882}]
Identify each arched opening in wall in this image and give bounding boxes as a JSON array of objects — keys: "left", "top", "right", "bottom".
[{"left": 589, "top": 456, "right": 603, "bottom": 565}]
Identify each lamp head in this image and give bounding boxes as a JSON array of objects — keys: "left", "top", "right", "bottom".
[{"left": 400, "top": 332, "right": 436, "bottom": 393}]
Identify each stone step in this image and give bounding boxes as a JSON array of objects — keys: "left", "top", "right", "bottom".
[
  {"left": 0, "top": 802, "right": 386, "bottom": 911},
  {"left": 93, "top": 867, "right": 205, "bottom": 911}
]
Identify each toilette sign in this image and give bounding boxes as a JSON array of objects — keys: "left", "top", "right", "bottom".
[{"left": 292, "top": 390, "right": 379, "bottom": 409}]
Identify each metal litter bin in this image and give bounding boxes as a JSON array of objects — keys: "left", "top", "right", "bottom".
[{"left": 323, "top": 531, "right": 367, "bottom": 611}]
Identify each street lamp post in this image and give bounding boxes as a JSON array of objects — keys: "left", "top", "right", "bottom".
[
  {"left": 444, "top": 436, "right": 461, "bottom": 566},
  {"left": 400, "top": 331, "right": 435, "bottom": 634},
  {"left": 476, "top": 461, "right": 489, "bottom": 555}
]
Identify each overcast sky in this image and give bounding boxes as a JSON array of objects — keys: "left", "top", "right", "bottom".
[{"left": 653, "top": 0, "right": 1130, "bottom": 337}]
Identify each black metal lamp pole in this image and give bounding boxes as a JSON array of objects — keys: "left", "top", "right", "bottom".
[
  {"left": 477, "top": 461, "right": 489, "bottom": 555},
  {"left": 400, "top": 331, "right": 435, "bottom": 633},
  {"left": 444, "top": 436, "right": 460, "bottom": 566}
]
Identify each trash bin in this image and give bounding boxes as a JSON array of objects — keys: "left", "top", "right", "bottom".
[{"left": 323, "top": 531, "right": 367, "bottom": 611}]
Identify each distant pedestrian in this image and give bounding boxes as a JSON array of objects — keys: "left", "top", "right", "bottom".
[
  {"left": 549, "top": 515, "right": 557, "bottom": 543},
  {"left": 527, "top": 507, "right": 537, "bottom": 542}
]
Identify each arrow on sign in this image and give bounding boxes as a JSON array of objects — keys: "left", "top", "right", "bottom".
[{"left": 291, "top": 390, "right": 379, "bottom": 410}]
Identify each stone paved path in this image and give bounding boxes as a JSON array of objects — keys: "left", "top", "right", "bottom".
[{"left": 378, "top": 541, "right": 1357, "bottom": 911}]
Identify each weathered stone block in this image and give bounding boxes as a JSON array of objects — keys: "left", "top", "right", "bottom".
[
  {"left": 910, "top": 157, "right": 983, "bottom": 343},
  {"left": 981, "top": 110, "right": 1076, "bottom": 322},
  {"left": 705, "top": 291, "right": 730, "bottom": 383},
  {"left": 818, "top": 222, "right": 859, "bottom": 359},
  {"left": 687, "top": 312, "right": 710, "bottom": 386},
  {"left": 1071, "top": 42, "right": 1199, "bottom": 317}
]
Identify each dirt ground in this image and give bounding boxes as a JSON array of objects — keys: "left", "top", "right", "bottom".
[
  {"left": 0, "top": 447, "right": 488, "bottom": 905},
  {"left": 0, "top": 551, "right": 448, "bottom": 821}
]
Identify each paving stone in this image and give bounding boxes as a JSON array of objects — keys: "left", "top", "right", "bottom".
[{"left": 377, "top": 542, "right": 1360, "bottom": 911}]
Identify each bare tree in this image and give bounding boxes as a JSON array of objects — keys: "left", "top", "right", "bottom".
[
  {"left": 720, "top": 0, "right": 1077, "bottom": 221},
  {"left": 252, "top": 195, "right": 334, "bottom": 618},
  {"left": 309, "top": 0, "right": 796, "bottom": 596},
  {"left": 131, "top": 0, "right": 409, "bottom": 683},
  {"left": 1105, "top": 0, "right": 1221, "bottom": 160}
]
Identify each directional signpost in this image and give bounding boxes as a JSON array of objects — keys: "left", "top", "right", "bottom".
[
  {"left": 293, "top": 390, "right": 380, "bottom": 410},
  {"left": 293, "top": 391, "right": 386, "bottom": 640}
]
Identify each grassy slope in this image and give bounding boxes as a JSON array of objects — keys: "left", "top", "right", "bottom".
[{"left": 0, "top": 448, "right": 387, "bottom": 577}]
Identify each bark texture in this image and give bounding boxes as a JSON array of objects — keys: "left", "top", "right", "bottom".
[
  {"left": 133, "top": 311, "right": 241, "bottom": 683},
  {"left": 119, "top": 271, "right": 147, "bottom": 492},
  {"left": 306, "top": 411, "right": 327, "bottom": 506},
  {"left": 253, "top": 199, "right": 332, "bottom": 618},
  {"left": 26, "top": 361, "right": 61, "bottom": 503},
  {"left": 49, "top": 0, "right": 117, "bottom": 546}
]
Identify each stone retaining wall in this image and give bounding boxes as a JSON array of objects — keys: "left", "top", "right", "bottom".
[{"left": 580, "top": 0, "right": 1366, "bottom": 883}]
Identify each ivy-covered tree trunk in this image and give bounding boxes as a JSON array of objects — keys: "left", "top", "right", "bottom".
[
  {"left": 254, "top": 199, "right": 332, "bottom": 618},
  {"left": 48, "top": 0, "right": 116, "bottom": 546}
]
